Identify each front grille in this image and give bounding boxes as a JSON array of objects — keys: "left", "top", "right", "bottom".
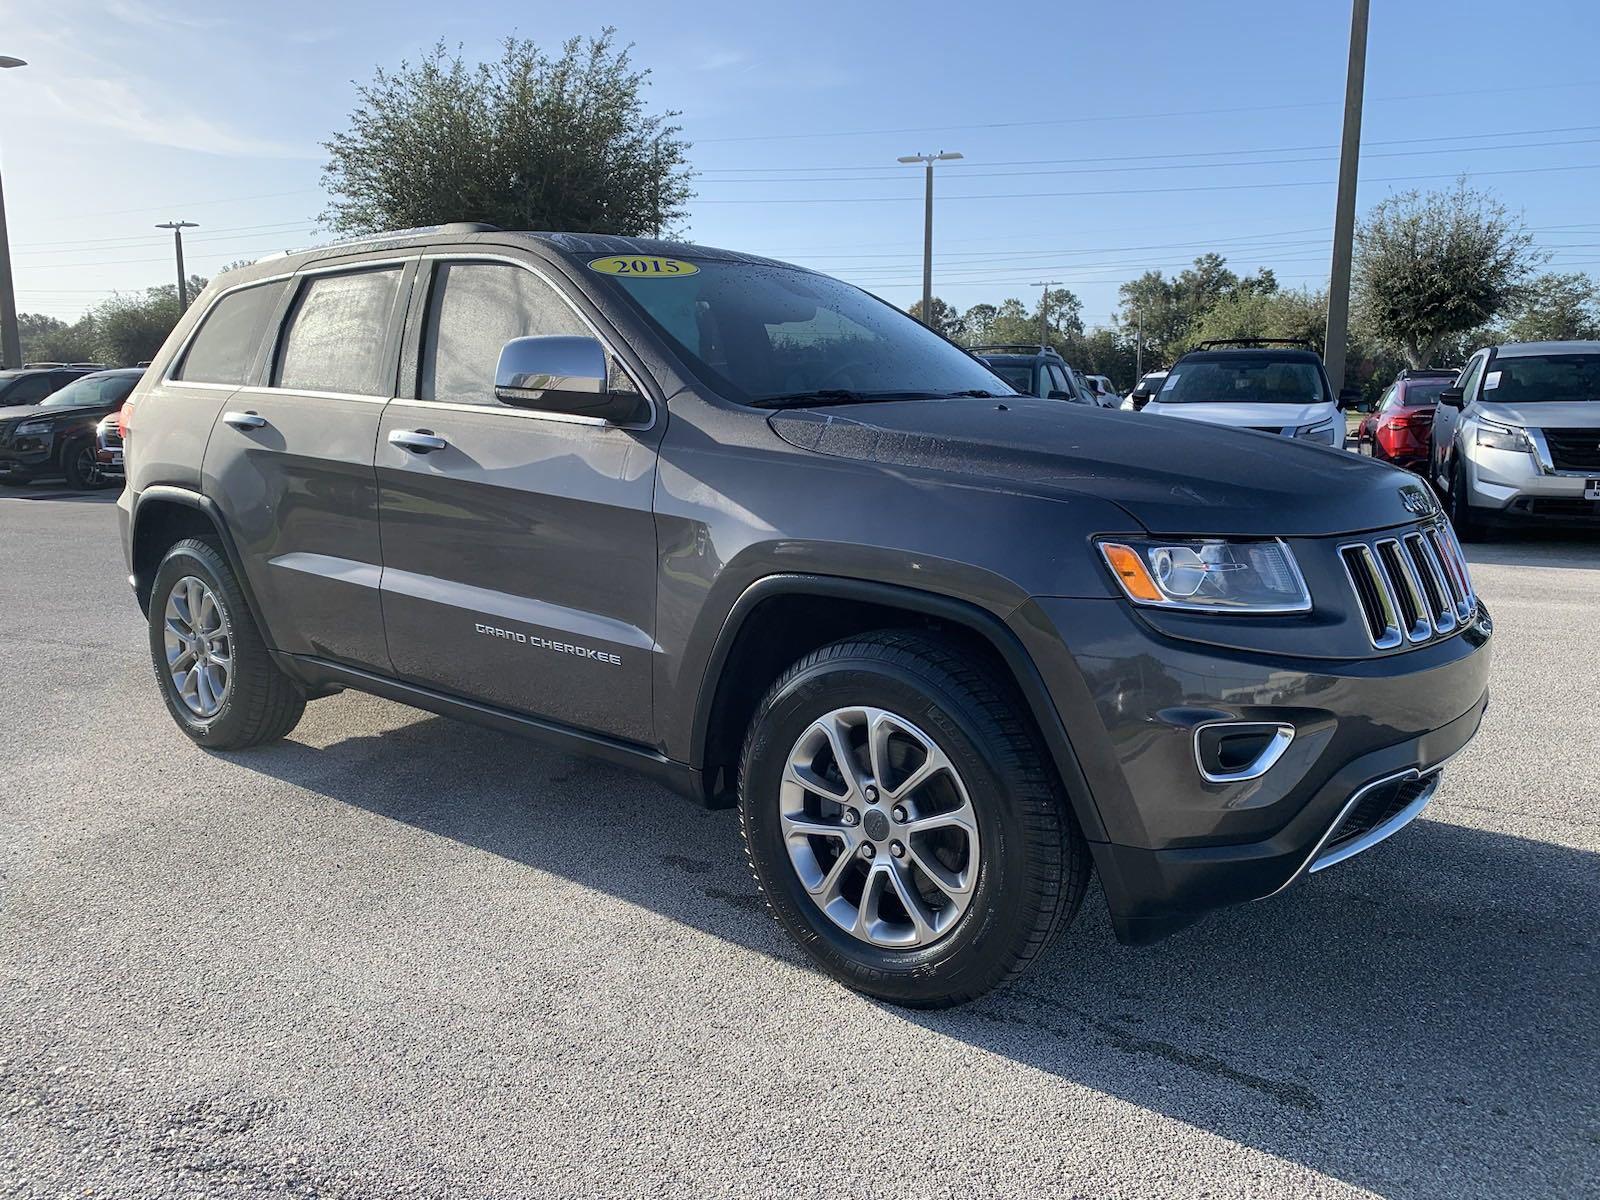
[
  {"left": 1508, "top": 496, "right": 1600, "bottom": 519},
  {"left": 1322, "top": 774, "right": 1436, "bottom": 854},
  {"left": 1543, "top": 427, "right": 1600, "bottom": 472},
  {"left": 1338, "top": 522, "right": 1474, "bottom": 650}
]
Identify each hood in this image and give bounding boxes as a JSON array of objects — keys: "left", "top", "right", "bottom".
[
  {"left": 1140, "top": 399, "right": 1332, "bottom": 430},
  {"left": 769, "top": 396, "right": 1430, "bottom": 537},
  {"left": 0, "top": 404, "right": 47, "bottom": 423},
  {"left": 0, "top": 402, "right": 101, "bottom": 424},
  {"left": 1475, "top": 400, "right": 1600, "bottom": 429}
]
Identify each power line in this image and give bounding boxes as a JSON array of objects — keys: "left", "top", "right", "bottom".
[{"left": 690, "top": 79, "right": 1600, "bottom": 143}]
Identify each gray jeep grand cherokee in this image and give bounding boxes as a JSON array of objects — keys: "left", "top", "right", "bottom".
[{"left": 118, "top": 226, "right": 1491, "bottom": 1007}]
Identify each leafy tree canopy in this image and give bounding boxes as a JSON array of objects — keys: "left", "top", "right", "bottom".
[{"left": 321, "top": 31, "right": 693, "bottom": 237}]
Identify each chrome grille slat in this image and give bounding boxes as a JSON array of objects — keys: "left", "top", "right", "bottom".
[{"left": 1340, "top": 520, "right": 1475, "bottom": 650}]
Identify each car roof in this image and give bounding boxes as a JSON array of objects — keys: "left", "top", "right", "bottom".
[
  {"left": 1493, "top": 339, "right": 1600, "bottom": 358},
  {"left": 74, "top": 368, "right": 144, "bottom": 378}
]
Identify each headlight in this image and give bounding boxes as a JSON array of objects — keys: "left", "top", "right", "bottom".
[
  {"left": 1295, "top": 419, "right": 1338, "bottom": 444},
  {"left": 15, "top": 421, "right": 51, "bottom": 437},
  {"left": 1099, "top": 537, "right": 1312, "bottom": 613},
  {"left": 1475, "top": 418, "right": 1532, "bottom": 453}
]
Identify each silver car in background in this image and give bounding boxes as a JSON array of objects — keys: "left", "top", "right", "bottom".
[{"left": 1429, "top": 341, "right": 1600, "bottom": 539}]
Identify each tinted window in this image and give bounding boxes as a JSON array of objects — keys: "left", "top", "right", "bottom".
[
  {"left": 420, "top": 262, "right": 587, "bottom": 405},
  {"left": 1400, "top": 380, "right": 1448, "bottom": 407},
  {"left": 40, "top": 373, "right": 138, "bottom": 408},
  {"left": 598, "top": 259, "right": 1008, "bottom": 404},
  {"left": 274, "top": 268, "right": 402, "bottom": 395},
  {"left": 175, "top": 281, "right": 286, "bottom": 384},
  {"left": 1047, "top": 364, "right": 1071, "bottom": 395},
  {"left": 987, "top": 363, "right": 1035, "bottom": 394},
  {"left": 0, "top": 372, "right": 60, "bottom": 404}
]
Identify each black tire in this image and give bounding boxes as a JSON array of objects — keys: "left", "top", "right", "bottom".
[
  {"left": 148, "top": 537, "right": 306, "bottom": 748},
  {"left": 61, "top": 440, "right": 97, "bottom": 490},
  {"left": 737, "top": 631, "right": 1089, "bottom": 1008},
  {"left": 1448, "top": 459, "right": 1489, "bottom": 542}
]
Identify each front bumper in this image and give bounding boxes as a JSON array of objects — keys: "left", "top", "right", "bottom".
[
  {"left": 1015, "top": 592, "right": 1493, "bottom": 943},
  {"left": 1466, "top": 444, "right": 1600, "bottom": 524}
]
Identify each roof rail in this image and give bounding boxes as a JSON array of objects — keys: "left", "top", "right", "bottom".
[
  {"left": 1194, "top": 338, "right": 1316, "bottom": 351},
  {"left": 22, "top": 361, "right": 67, "bottom": 368},
  {"left": 970, "top": 343, "right": 1058, "bottom": 356},
  {"left": 1397, "top": 367, "right": 1457, "bottom": 379},
  {"left": 262, "top": 221, "right": 504, "bottom": 262},
  {"left": 67, "top": 362, "right": 107, "bottom": 369}
]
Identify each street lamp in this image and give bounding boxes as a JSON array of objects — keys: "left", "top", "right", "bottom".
[
  {"left": 0, "top": 55, "right": 27, "bottom": 370},
  {"left": 156, "top": 221, "right": 199, "bottom": 309},
  {"left": 897, "top": 151, "right": 962, "bottom": 326}
]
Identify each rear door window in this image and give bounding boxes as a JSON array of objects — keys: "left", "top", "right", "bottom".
[
  {"left": 274, "top": 267, "right": 404, "bottom": 396},
  {"left": 174, "top": 280, "right": 287, "bottom": 384},
  {"left": 418, "top": 261, "right": 588, "bottom": 406}
]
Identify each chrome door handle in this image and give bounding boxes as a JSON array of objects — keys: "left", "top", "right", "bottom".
[
  {"left": 388, "top": 429, "right": 448, "bottom": 454},
  {"left": 223, "top": 411, "right": 268, "bottom": 430}
]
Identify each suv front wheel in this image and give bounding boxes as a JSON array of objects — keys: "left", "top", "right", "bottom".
[
  {"left": 148, "top": 538, "right": 306, "bottom": 748},
  {"left": 738, "top": 631, "right": 1088, "bottom": 1007}
]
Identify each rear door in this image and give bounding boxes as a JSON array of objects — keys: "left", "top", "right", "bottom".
[
  {"left": 202, "top": 256, "right": 416, "bottom": 673},
  {"left": 374, "top": 251, "right": 662, "bottom": 744}
]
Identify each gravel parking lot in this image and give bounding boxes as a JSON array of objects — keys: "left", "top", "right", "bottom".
[{"left": 1, "top": 487, "right": 1595, "bottom": 1199}]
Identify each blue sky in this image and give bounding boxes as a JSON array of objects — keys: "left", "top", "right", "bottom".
[{"left": 4, "top": 0, "right": 1600, "bottom": 327}]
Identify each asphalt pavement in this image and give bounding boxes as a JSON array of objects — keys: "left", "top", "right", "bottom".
[{"left": 0, "top": 484, "right": 1595, "bottom": 1199}]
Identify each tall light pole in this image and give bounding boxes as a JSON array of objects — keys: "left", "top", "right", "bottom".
[
  {"left": 897, "top": 151, "right": 962, "bottom": 325},
  {"left": 1324, "top": 0, "right": 1370, "bottom": 395},
  {"left": 156, "top": 220, "right": 198, "bottom": 309},
  {"left": 0, "top": 55, "right": 27, "bottom": 370},
  {"left": 1032, "top": 279, "right": 1062, "bottom": 347}
]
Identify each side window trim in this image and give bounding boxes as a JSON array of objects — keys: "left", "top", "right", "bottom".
[
  {"left": 265, "top": 256, "right": 418, "bottom": 400},
  {"left": 400, "top": 250, "right": 657, "bottom": 429}
]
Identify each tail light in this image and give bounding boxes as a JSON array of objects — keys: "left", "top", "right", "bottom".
[{"left": 117, "top": 400, "right": 134, "bottom": 440}]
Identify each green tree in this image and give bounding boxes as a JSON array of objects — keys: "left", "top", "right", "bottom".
[
  {"left": 322, "top": 31, "right": 693, "bottom": 237},
  {"left": 1186, "top": 288, "right": 1328, "bottom": 355},
  {"left": 907, "top": 296, "right": 966, "bottom": 339},
  {"left": 85, "top": 276, "right": 207, "bottom": 366},
  {"left": 1353, "top": 179, "right": 1541, "bottom": 368},
  {"left": 18, "top": 313, "right": 98, "bottom": 364},
  {"left": 1496, "top": 272, "right": 1600, "bottom": 342}
]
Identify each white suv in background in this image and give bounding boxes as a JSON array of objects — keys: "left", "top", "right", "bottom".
[
  {"left": 1428, "top": 341, "right": 1600, "bottom": 539},
  {"left": 1137, "top": 340, "right": 1347, "bottom": 447}
]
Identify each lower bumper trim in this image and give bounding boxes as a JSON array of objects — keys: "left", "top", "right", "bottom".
[{"left": 1309, "top": 769, "right": 1440, "bottom": 874}]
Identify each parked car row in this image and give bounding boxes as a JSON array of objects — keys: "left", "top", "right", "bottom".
[
  {"left": 969, "top": 344, "right": 1118, "bottom": 407},
  {"left": 0, "top": 366, "right": 140, "bottom": 488}
]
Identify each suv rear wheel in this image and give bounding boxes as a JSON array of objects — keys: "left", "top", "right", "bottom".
[
  {"left": 148, "top": 538, "right": 306, "bottom": 748},
  {"left": 738, "top": 631, "right": 1088, "bottom": 1007}
]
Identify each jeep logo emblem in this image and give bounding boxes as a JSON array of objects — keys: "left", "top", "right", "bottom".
[{"left": 1399, "top": 486, "right": 1436, "bottom": 516}]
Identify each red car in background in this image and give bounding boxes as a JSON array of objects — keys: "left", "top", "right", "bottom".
[{"left": 1357, "top": 368, "right": 1458, "bottom": 471}]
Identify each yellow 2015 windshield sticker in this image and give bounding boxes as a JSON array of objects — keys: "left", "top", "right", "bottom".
[{"left": 588, "top": 255, "right": 699, "bottom": 278}]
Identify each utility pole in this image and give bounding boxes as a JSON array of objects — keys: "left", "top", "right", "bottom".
[
  {"left": 1032, "top": 280, "right": 1062, "bottom": 347},
  {"left": 156, "top": 221, "right": 198, "bottom": 309},
  {"left": 1135, "top": 309, "right": 1144, "bottom": 381},
  {"left": 897, "top": 151, "right": 962, "bottom": 325},
  {"left": 1324, "top": 0, "right": 1370, "bottom": 395},
  {"left": 0, "top": 55, "right": 28, "bottom": 370}
]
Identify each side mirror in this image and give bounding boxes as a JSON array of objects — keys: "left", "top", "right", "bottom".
[
  {"left": 493, "top": 335, "right": 646, "bottom": 424},
  {"left": 1437, "top": 386, "right": 1465, "bottom": 409},
  {"left": 1131, "top": 386, "right": 1152, "bottom": 401},
  {"left": 1047, "top": 389, "right": 1075, "bottom": 401}
]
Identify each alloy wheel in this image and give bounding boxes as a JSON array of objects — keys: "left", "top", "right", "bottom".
[
  {"left": 162, "top": 575, "right": 233, "bottom": 718},
  {"left": 778, "top": 706, "right": 981, "bottom": 949}
]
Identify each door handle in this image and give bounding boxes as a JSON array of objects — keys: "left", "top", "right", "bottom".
[
  {"left": 388, "top": 429, "right": 448, "bottom": 454},
  {"left": 223, "top": 411, "right": 268, "bottom": 430}
]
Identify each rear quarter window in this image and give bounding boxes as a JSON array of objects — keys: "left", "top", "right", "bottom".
[{"left": 174, "top": 280, "right": 288, "bottom": 385}]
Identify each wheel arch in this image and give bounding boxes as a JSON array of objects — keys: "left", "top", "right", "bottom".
[
  {"left": 690, "top": 574, "right": 1107, "bottom": 843},
  {"left": 129, "top": 486, "right": 263, "bottom": 625}
]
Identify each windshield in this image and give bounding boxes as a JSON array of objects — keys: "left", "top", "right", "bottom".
[
  {"left": 40, "top": 374, "right": 137, "bottom": 408},
  {"left": 1158, "top": 358, "right": 1326, "bottom": 404},
  {"left": 1483, "top": 353, "right": 1600, "bottom": 402},
  {"left": 597, "top": 258, "right": 1009, "bottom": 404}
]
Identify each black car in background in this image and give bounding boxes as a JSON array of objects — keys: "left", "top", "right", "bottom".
[
  {"left": 0, "top": 368, "right": 142, "bottom": 488},
  {"left": 0, "top": 365, "right": 102, "bottom": 407},
  {"left": 972, "top": 344, "right": 1103, "bottom": 405}
]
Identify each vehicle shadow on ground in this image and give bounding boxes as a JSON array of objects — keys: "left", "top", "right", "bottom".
[
  {"left": 230, "top": 714, "right": 1598, "bottom": 1198},
  {"left": 0, "top": 486, "right": 119, "bottom": 504}
]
